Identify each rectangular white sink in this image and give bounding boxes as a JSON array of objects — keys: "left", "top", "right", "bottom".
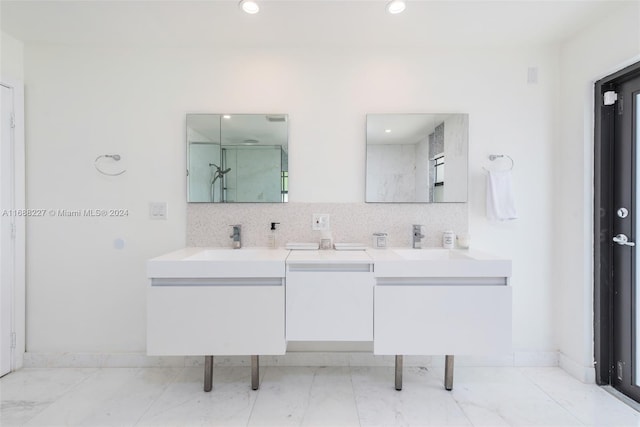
[
  {"left": 147, "top": 247, "right": 289, "bottom": 278},
  {"left": 390, "top": 248, "right": 472, "bottom": 261},
  {"left": 368, "top": 248, "right": 511, "bottom": 278},
  {"left": 185, "top": 249, "right": 287, "bottom": 261}
]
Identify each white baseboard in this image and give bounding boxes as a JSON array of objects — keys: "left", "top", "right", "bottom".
[
  {"left": 23, "top": 352, "right": 188, "bottom": 369},
  {"left": 14, "top": 350, "right": 24, "bottom": 370},
  {"left": 23, "top": 351, "right": 561, "bottom": 369},
  {"left": 514, "top": 351, "right": 559, "bottom": 367},
  {"left": 559, "top": 352, "right": 596, "bottom": 383}
]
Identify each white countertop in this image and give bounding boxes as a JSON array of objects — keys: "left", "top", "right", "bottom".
[
  {"left": 367, "top": 247, "right": 511, "bottom": 278},
  {"left": 147, "top": 246, "right": 511, "bottom": 279},
  {"left": 147, "top": 247, "right": 290, "bottom": 278}
]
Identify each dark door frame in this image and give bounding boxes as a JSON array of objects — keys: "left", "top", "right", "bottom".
[{"left": 595, "top": 61, "right": 640, "bottom": 387}]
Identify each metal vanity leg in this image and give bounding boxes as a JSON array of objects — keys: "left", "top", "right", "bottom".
[
  {"left": 444, "top": 355, "right": 454, "bottom": 391},
  {"left": 251, "top": 355, "right": 260, "bottom": 390},
  {"left": 204, "top": 356, "right": 214, "bottom": 392},
  {"left": 395, "top": 355, "right": 403, "bottom": 391}
]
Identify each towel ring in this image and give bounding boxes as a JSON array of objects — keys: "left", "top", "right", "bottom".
[
  {"left": 485, "top": 154, "right": 514, "bottom": 171},
  {"left": 94, "top": 154, "right": 126, "bottom": 176}
]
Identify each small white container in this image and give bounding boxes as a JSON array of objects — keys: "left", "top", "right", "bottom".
[
  {"left": 443, "top": 231, "right": 456, "bottom": 249},
  {"left": 457, "top": 233, "right": 471, "bottom": 249},
  {"left": 320, "top": 230, "right": 332, "bottom": 250},
  {"left": 320, "top": 238, "right": 332, "bottom": 250},
  {"left": 372, "top": 232, "right": 388, "bottom": 249}
]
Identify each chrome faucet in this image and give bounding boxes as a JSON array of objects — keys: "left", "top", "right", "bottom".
[
  {"left": 412, "top": 224, "right": 424, "bottom": 249},
  {"left": 230, "top": 224, "right": 242, "bottom": 249}
]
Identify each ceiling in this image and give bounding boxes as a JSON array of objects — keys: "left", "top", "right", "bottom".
[
  {"left": 1, "top": 0, "right": 631, "bottom": 49},
  {"left": 188, "top": 114, "right": 289, "bottom": 146},
  {"left": 367, "top": 114, "right": 453, "bottom": 145}
]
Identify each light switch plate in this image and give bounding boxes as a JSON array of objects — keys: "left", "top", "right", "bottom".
[
  {"left": 312, "top": 213, "right": 330, "bottom": 231},
  {"left": 149, "top": 202, "right": 168, "bottom": 220}
]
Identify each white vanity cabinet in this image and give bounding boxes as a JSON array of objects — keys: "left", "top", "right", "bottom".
[
  {"left": 369, "top": 249, "right": 512, "bottom": 356},
  {"left": 148, "top": 278, "right": 285, "bottom": 355},
  {"left": 147, "top": 246, "right": 512, "bottom": 392},
  {"left": 374, "top": 281, "right": 511, "bottom": 355},
  {"left": 146, "top": 248, "right": 288, "bottom": 356},
  {"left": 285, "top": 251, "right": 374, "bottom": 341}
]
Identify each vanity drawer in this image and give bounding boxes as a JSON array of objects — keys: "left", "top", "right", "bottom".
[
  {"left": 286, "top": 268, "right": 374, "bottom": 341},
  {"left": 147, "top": 279, "right": 285, "bottom": 356},
  {"left": 374, "top": 284, "right": 511, "bottom": 355}
]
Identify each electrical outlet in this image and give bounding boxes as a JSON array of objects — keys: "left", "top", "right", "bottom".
[
  {"left": 149, "top": 202, "right": 168, "bottom": 220},
  {"left": 312, "top": 213, "right": 330, "bottom": 231}
]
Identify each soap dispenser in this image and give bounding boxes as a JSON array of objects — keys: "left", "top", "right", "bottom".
[{"left": 268, "top": 222, "right": 280, "bottom": 248}]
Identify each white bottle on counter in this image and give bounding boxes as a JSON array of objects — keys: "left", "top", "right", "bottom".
[{"left": 443, "top": 230, "right": 455, "bottom": 249}]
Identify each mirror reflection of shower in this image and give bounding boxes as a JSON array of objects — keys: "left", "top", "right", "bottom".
[
  {"left": 209, "top": 162, "right": 231, "bottom": 202},
  {"left": 186, "top": 114, "right": 288, "bottom": 203}
]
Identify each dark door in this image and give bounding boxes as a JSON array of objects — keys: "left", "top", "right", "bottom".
[
  {"left": 613, "top": 74, "right": 640, "bottom": 400},
  {"left": 596, "top": 63, "right": 640, "bottom": 401}
]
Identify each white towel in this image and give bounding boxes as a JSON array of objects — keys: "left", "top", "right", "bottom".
[{"left": 486, "top": 170, "right": 517, "bottom": 221}]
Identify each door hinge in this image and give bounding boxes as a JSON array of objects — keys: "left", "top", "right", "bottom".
[
  {"left": 10, "top": 332, "right": 16, "bottom": 349},
  {"left": 10, "top": 222, "right": 16, "bottom": 239},
  {"left": 604, "top": 91, "right": 618, "bottom": 106},
  {"left": 618, "top": 94, "right": 624, "bottom": 115},
  {"left": 10, "top": 113, "right": 15, "bottom": 128},
  {"left": 617, "top": 361, "right": 623, "bottom": 380}
]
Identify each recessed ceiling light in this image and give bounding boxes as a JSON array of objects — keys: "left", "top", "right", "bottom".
[
  {"left": 223, "top": 115, "right": 231, "bottom": 119},
  {"left": 385, "top": 129, "right": 392, "bottom": 133},
  {"left": 386, "top": 0, "right": 406, "bottom": 14},
  {"left": 239, "top": 0, "right": 260, "bottom": 14}
]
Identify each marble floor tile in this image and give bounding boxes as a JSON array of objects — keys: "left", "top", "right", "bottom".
[
  {"left": 248, "top": 366, "right": 360, "bottom": 427},
  {"left": 434, "top": 367, "right": 584, "bottom": 426},
  {"left": 300, "top": 366, "right": 360, "bottom": 427},
  {"left": 247, "top": 367, "right": 316, "bottom": 426},
  {"left": 2, "top": 366, "right": 640, "bottom": 427},
  {"left": 21, "top": 367, "right": 181, "bottom": 427},
  {"left": 520, "top": 367, "right": 640, "bottom": 426},
  {"left": 136, "top": 366, "right": 260, "bottom": 427},
  {"left": 0, "top": 368, "right": 98, "bottom": 427},
  {"left": 351, "top": 366, "right": 472, "bottom": 427}
]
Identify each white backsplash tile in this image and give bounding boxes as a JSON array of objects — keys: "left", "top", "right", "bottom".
[{"left": 187, "top": 202, "right": 467, "bottom": 248}]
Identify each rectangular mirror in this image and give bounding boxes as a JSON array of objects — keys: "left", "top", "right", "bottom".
[
  {"left": 187, "top": 114, "right": 288, "bottom": 203},
  {"left": 366, "top": 114, "right": 468, "bottom": 203}
]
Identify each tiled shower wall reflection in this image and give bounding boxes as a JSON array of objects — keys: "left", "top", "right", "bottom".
[{"left": 187, "top": 203, "right": 467, "bottom": 248}]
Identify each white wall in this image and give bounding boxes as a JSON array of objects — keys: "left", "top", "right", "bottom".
[
  {"left": 24, "top": 46, "right": 188, "bottom": 353},
  {"left": 465, "top": 48, "right": 559, "bottom": 359},
  {"left": 22, "top": 43, "right": 558, "bottom": 357},
  {"left": 1, "top": 31, "right": 24, "bottom": 83},
  {"left": 556, "top": 2, "right": 640, "bottom": 381}
]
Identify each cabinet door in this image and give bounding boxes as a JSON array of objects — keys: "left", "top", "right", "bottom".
[
  {"left": 374, "top": 285, "right": 511, "bottom": 355},
  {"left": 147, "top": 280, "right": 285, "bottom": 356},
  {"left": 286, "top": 269, "right": 374, "bottom": 341}
]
